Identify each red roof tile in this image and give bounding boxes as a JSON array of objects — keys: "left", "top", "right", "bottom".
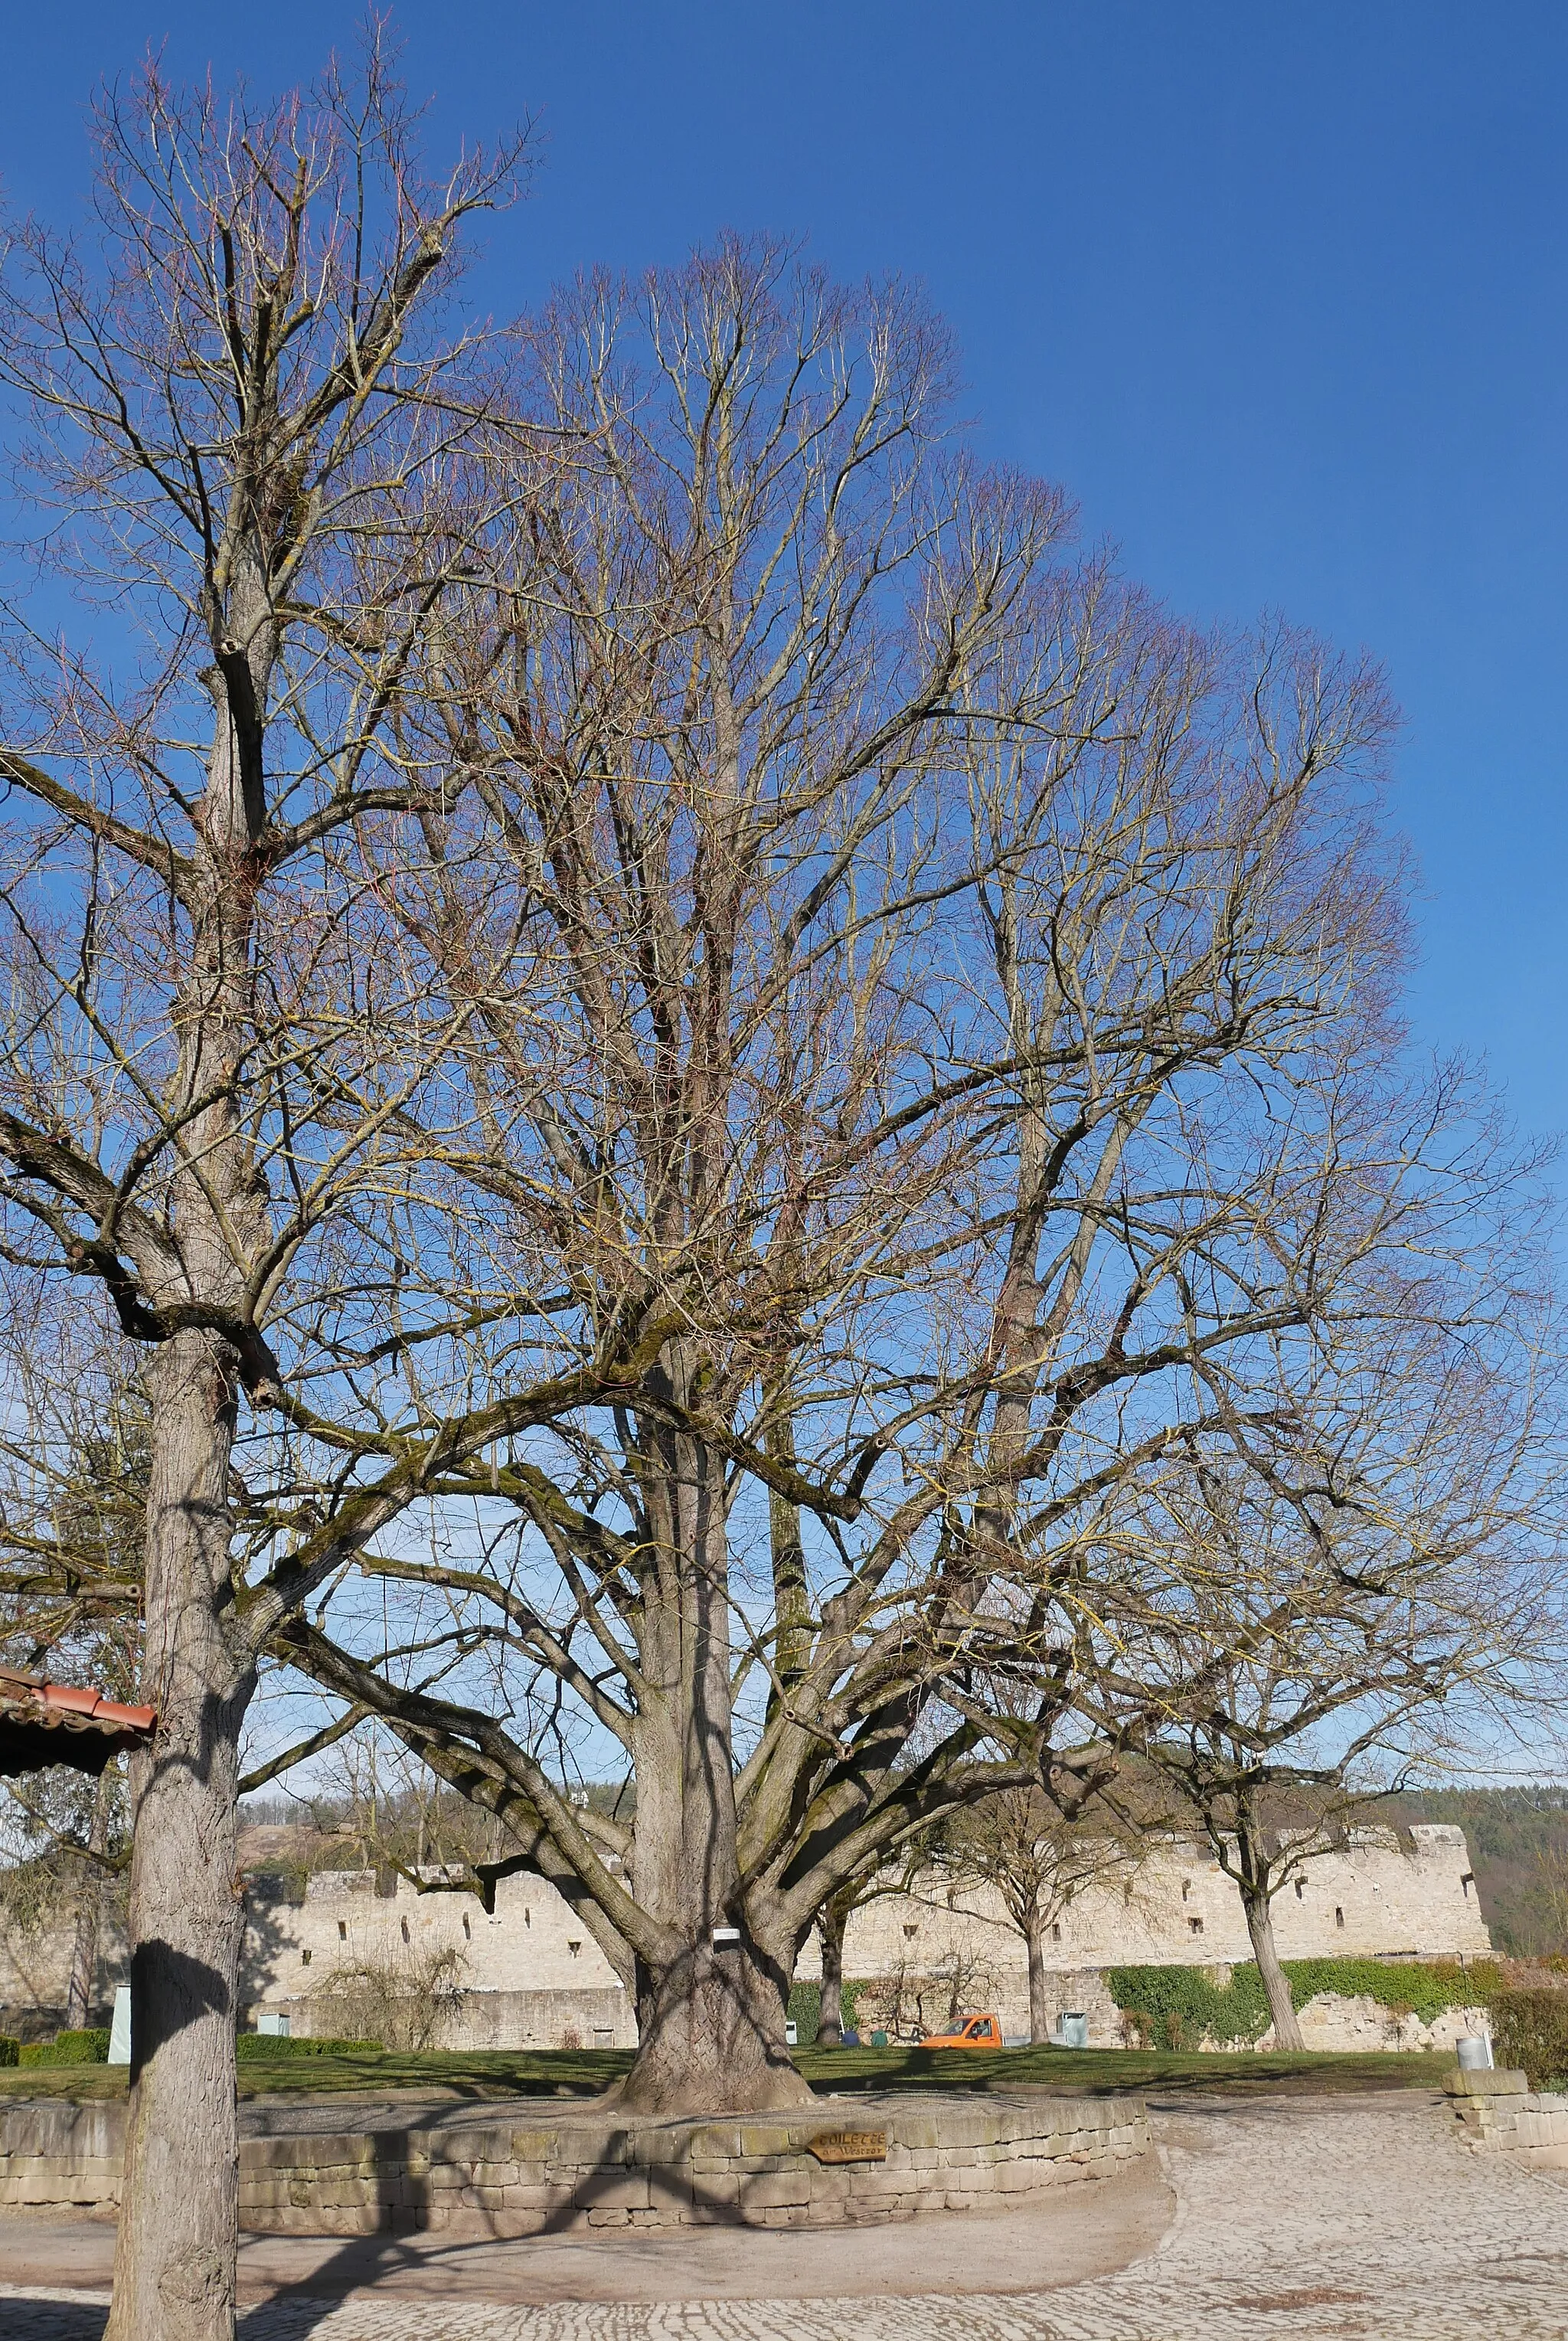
[{"left": 0, "top": 1666, "right": 155, "bottom": 1776}]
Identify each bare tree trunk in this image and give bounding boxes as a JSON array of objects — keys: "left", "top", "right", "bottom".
[
  {"left": 1025, "top": 1911, "right": 1050, "bottom": 2045},
  {"left": 106, "top": 1334, "right": 254, "bottom": 2341},
  {"left": 64, "top": 1772, "right": 113, "bottom": 2029},
  {"left": 610, "top": 1428, "right": 813, "bottom": 2116},
  {"left": 816, "top": 1895, "right": 848, "bottom": 2046},
  {"left": 1241, "top": 1885, "right": 1304, "bottom": 2052},
  {"left": 617, "top": 1932, "right": 804, "bottom": 2114}
]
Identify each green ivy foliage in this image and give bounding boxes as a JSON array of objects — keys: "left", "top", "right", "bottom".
[
  {"left": 786, "top": 1980, "right": 872, "bottom": 2041},
  {"left": 1106, "top": 1959, "right": 1504, "bottom": 2049},
  {"left": 0, "top": 2035, "right": 17, "bottom": 2067},
  {"left": 1106, "top": 1963, "right": 1273, "bottom": 2048}
]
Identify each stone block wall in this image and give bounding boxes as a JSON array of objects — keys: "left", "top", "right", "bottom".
[
  {"left": 1446, "top": 2071, "right": 1568, "bottom": 2171},
  {"left": 814, "top": 1826, "right": 1491, "bottom": 2002},
  {"left": 0, "top": 2091, "right": 1150, "bottom": 2231},
  {"left": 1263, "top": 1993, "right": 1494, "bottom": 2055},
  {"left": 2, "top": 1820, "right": 1491, "bottom": 2051},
  {"left": 250, "top": 1983, "right": 637, "bottom": 2052},
  {"left": 0, "top": 2101, "right": 126, "bottom": 2215}
]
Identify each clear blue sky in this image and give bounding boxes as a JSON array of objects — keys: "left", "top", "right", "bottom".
[{"left": 4, "top": 2, "right": 1565, "bottom": 1148}]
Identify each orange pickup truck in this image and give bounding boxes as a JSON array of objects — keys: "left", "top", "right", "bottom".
[{"left": 919, "top": 2012, "right": 1004, "bottom": 2049}]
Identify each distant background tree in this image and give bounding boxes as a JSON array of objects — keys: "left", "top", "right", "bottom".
[
  {"left": 0, "top": 1301, "right": 143, "bottom": 2026},
  {"left": 808, "top": 1826, "right": 942, "bottom": 2047},
  {"left": 1086, "top": 1323, "right": 1565, "bottom": 2048},
  {"left": 940, "top": 1784, "right": 1145, "bottom": 2043}
]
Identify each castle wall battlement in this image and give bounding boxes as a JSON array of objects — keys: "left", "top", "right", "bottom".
[{"left": 1, "top": 1822, "right": 1491, "bottom": 2052}]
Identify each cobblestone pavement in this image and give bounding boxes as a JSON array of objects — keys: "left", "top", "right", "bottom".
[{"left": 4, "top": 2090, "right": 1566, "bottom": 2339}]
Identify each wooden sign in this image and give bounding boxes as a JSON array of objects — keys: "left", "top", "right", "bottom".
[{"left": 806, "top": 2128, "right": 888, "bottom": 2165}]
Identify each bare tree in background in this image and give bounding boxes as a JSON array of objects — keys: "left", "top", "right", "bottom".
[
  {"left": 1086, "top": 1317, "right": 1566, "bottom": 2048},
  {"left": 942, "top": 1786, "right": 1142, "bottom": 2042},
  {"left": 260, "top": 243, "right": 1488, "bottom": 2117},
  {"left": 0, "top": 47, "right": 525, "bottom": 2339},
  {"left": 809, "top": 1829, "right": 941, "bottom": 2047}
]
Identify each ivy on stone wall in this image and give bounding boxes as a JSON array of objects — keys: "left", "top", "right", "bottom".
[
  {"left": 1106, "top": 1963, "right": 1273, "bottom": 2048},
  {"left": 1106, "top": 1959, "right": 1504, "bottom": 2049},
  {"left": 786, "top": 1979, "right": 873, "bottom": 2040}
]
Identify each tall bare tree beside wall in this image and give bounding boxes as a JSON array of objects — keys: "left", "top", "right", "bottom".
[
  {"left": 262, "top": 244, "right": 1487, "bottom": 2117},
  {"left": 0, "top": 51, "right": 525, "bottom": 2340},
  {"left": 1082, "top": 1315, "right": 1567, "bottom": 2048}
]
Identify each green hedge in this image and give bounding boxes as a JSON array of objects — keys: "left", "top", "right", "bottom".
[
  {"left": 1106, "top": 1959, "right": 1502, "bottom": 2051},
  {"left": 235, "top": 2032, "right": 383, "bottom": 2058},
  {"left": 18, "top": 2028, "right": 111, "bottom": 2068},
  {"left": 0, "top": 2035, "right": 17, "bottom": 2068},
  {"left": 1490, "top": 1990, "right": 1568, "bottom": 2090}
]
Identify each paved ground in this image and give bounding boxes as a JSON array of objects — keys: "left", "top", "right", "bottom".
[{"left": 2, "top": 2088, "right": 1566, "bottom": 2338}]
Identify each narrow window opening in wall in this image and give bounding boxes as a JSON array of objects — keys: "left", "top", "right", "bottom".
[
  {"left": 946, "top": 1888, "right": 956, "bottom": 1910},
  {"left": 524, "top": 1908, "right": 531, "bottom": 1927},
  {"left": 462, "top": 1912, "right": 471, "bottom": 1939},
  {"left": 1123, "top": 1880, "right": 1135, "bottom": 1902},
  {"left": 337, "top": 1920, "right": 347, "bottom": 1940},
  {"left": 568, "top": 1939, "right": 582, "bottom": 1957},
  {"left": 301, "top": 1949, "right": 311, "bottom": 1966},
  {"left": 1462, "top": 1872, "right": 1474, "bottom": 1898},
  {"left": 903, "top": 1923, "right": 918, "bottom": 1939},
  {"left": 1188, "top": 1916, "right": 1204, "bottom": 1936},
  {"left": 1335, "top": 1907, "right": 1345, "bottom": 1930},
  {"left": 1295, "top": 1878, "right": 1305, "bottom": 1900},
  {"left": 1051, "top": 1923, "right": 1062, "bottom": 1943},
  {"left": 1181, "top": 1878, "right": 1191, "bottom": 1901},
  {"left": 400, "top": 1916, "right": 410, "bottom": 1944}
]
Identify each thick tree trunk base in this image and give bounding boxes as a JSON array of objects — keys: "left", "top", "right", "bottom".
[
  {"left": 609, "top": 1943, "right": 815, "bottom": 2116},
  {"left": 106, "top": 1333, "right": 251, "bottom": 2341}
]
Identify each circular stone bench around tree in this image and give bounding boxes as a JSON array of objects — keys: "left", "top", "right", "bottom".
[{"left": 0, "top": 2088, "right": 1151, "bottom": 2234}]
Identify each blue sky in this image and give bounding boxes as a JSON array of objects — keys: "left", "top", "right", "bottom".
[{"left": 4, "top": 1, "right": 1565, "bottom": 1148}]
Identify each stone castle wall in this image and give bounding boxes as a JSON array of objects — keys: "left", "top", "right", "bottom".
[
  {"left": 772, "top": 1824, "right": 1488, "bottom": 2047},
  {"left": 808, "top": 1824, "right": 1488, "bottom": 1980},
  {"left": 2, "top": 1822, "right": 1490, "bottom": 2052}
]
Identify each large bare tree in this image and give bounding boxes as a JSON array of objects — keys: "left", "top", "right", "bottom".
[
  {"left": 260, "top": 242, "right": 1446, "bottom": 2116},
  {"left": 0, "top": 48, "right": 525, "bottom": 2339}
]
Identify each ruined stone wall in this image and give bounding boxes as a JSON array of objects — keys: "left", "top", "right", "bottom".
[
  {"left": 239, "top": 1866, "right": 631, "bottom": 2049},
  {"left": 2, "top": 1821, "right": 1491, "bottom": 2051},
  {"left": 0, "top": 1909, "right": 126, "bottom": 2039},
  {"left": 801, "top": 1825, "right": 1491, "bottom": 2009}
]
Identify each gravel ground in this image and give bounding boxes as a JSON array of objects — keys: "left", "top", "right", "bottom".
[{"left": 2, "top": 2088, "right": 1565, "bottom": 2339}]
